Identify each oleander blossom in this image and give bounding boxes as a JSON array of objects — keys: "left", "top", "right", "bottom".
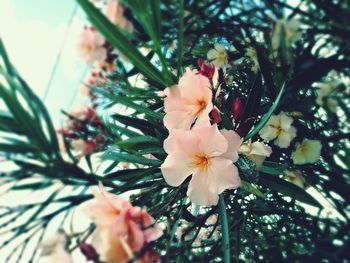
[
  {"left": 314, "top": 81, "right": 338, "bottom": 113},
  {"left": 83, "top": 184, "right": 163, "bottom": 263},
  {"left": 271, "top": 19, "right": 302, "bottom": 50},
  {"left": 259, "top": 111, "right": 297, "bottom": 148},
  {"left": 40, "top": 231, "right": 73, "bottom": 263},
  {"left": 207, "top": 43, "right": 228, "bottom": 67},
  {"left": 163, "top": 69, "right": 213, "bottom": 130},
  {"left": 284, "top": 170, "right": 306, "bottom": 188},
  {"left": 239, "top": 140, "right": 272, "bottom": 168},
  {"left": 292, "top": 139, "right": 322, "bottom": 165},
  {"left": 78, "top": 28, "right": 107, "bottom": 65},
  {"left": 106, "top": 0, "right": 133, "bottom": 33},
  {"left": 161, "top": 124, "right": 242, "bottom": 206}
]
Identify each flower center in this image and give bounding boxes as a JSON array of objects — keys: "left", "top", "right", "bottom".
[
  {"left": 83, "top": 44, "right": 94, "bottom": 54},
  {"left": 194, "top": 99, "right": 207, "bottom": 116},
  {"left": 193, "top": 154, "right": 211, "bottom": 171}
]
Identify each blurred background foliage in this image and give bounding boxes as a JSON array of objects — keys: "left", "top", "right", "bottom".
[{"left": 0, "top": 0, "right": 350, "bottom": 262}]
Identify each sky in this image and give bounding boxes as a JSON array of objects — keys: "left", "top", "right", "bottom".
[
  {"left": 0, "top": 1, "right": 92, "bottom": 261},
  {"left": 0, "top": 0, "right": 89, "bottom": 123}
]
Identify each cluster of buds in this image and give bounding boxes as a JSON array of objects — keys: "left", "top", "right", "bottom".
[{"left": 58, "top": 105, "right": 107, "bottom": 157}]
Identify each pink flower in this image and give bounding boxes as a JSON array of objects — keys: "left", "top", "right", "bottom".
[
  {"left": 106, "top": 0, "right": 133, "bottom": 33},
  {"left": 84, "top": 185, "right": 163, "bottom": 262},
  {"left": 78, "top": 28, "right": 107, "bottom": 65},
  {"left": 71, "top": 139, "right": 96, "bottom": 156},
  {"left": 161, "top": 124, "right": 242, "bottom": 206},
  {"left": 163, "top": 69, "right": 213, "bottom": 130}
]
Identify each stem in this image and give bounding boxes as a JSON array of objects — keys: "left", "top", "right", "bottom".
[{"left": 219, "top": 194, "right": 231, "bottom": 263}]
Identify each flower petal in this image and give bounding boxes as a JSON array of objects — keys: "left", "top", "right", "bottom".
[
  {"left": 163, "top": 110, "right": 195, "bottom": 130},
  {"left": 209, "top": 157, "right": 241, "bottom": 193},
  {"left": 163, "top": 129, "right": 200, "bottom": 155},
  {"left": 220, "top": 129, "right": 242, "bottom": 162},
  {"left": 193, "top": 124, "right": 228, "bottom": 156},
  {"left": 207, "top": 49, "right": 218, "bottom": 60},
  {"left": 161, "top": 153, "right": 195, "bottom": 187},
  {"left": 187, "top": 171, "right": 219, "bottom": 206},
  {"left": 274, "top": 126, "right": 297, "bottom": 148}
]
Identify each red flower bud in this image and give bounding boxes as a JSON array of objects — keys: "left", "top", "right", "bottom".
[
  {"left": 80, "top": 243, "right": 101, "bottom": 263},
  {"left": 197, "top": 59, "right": 215, "bottom": 80},
  {"left": 210, "top": 106, "right": 222, "bottom": 124},
  {"left": 232, "top": 98, "right": 243, "bottom": 123}
]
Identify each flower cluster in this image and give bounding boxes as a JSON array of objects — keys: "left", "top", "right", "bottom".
[
  {"left": 58, "top": 105, "right": 107, "bottom": 157},
  {"left": 161, "top": 67, "right": 242, "bottom": 206},
  {"left": 83, "top": 185, "right": 163, "bottom": 262}
]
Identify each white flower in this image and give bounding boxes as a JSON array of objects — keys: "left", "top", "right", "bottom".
[
  {"left": 77, "top": 28, "right": 107, "bottom": 65},
  {"left": 207, "top": 44, "right": 228, "bottom": 67},
  {"left": 284, "top": 170, "right": 306, "bottom": 188},
  {"left": 272, "top": 19, "right": 302, "bottom": 50},
  {"left": 314, "top": 81, "right": 338, "bottom": 112},
  {"left": 239, "top": 141, "right": 272, "bottom": 168},
  {"left": 245, "top": 47, "right": 259, "bottom": 73},
  {"left": 259, "top": 112, "right": 297, "bottom": 148},
  {"left": 292, "top": 139, "right": 322, "bottom": 165},
  {"left": 40, "top": 231, "right": 73, "bottom": 263}
]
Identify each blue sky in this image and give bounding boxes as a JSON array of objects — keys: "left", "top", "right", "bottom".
[{"left": 0, "top": 0, "right": 90, "bottom": 123}]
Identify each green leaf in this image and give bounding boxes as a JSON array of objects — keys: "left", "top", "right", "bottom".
[
  {"left": 105, "top": 166, "right": 160, "bottom": 181},
  {"left": 176, "top": 0, "right": 185, "bottom": 78},
  {"left": 103, "top": 149, "right": 162, "bottom": 166},
  {"left": 116, "top": 135, "right": 161, "bottom": 150},
  {"left": 219, "top": 195, "right": 231, "bottom": 263},
  {"left": 245, "top": 82, "right": 286, "bottom": 140},
  {"left": 259, "top": 173, "right": 322, "bottom": 208},
  {"left": 241, "top": 180, "right": 265, "bottom": 198},
  {"left": 260, "top": 161, "right": 288, "bottom": 175},
  {"left": 76, "top": 0, "right": 167, "bottom": 87},
  {"left": 0, "top": 39, "right": 15, "bottom": 76}
]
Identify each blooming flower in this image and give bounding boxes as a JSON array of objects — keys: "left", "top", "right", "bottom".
[
  {"left": 259, "top": 112, "right": 297, "bottom": 148},
  {"left": 106, "top": 0, "right": 133, "bottom": 33},
  {"left": 207, "top": 43, "right": 228, "bottom": 67},
  {"left": 272, "top": 19, "right": 302, "bottom": 50},
  {"left": 161, "top": 124, "right": 242, "bottom": 206},
  {"left": 163, "top": 69, "right": 213, "bottom": 130},
  {"left": 40, "top": 231, "right": 73, "bottom": 263},
  {"left": 314, "top": 81, "right": 338, "bottom": 112},
  {"left": 283, "top": 170, "right": 306, "bottom": 188},
  {"left": 239, "top": 140, "right": 272, "bottom": 168},
  {"left": 292, "top": 138, "right": 322, "bottom": 165},
  {"left": 245, "top": 47, "right": 259, "bottom": 73},
  {"left": 83, "top": 185, "right": 163, "bottom": 263},
  {"left": 71, "top": 139, "right": 96, "bottom": 156},
  {"left": 77, "top": 28, "right": 107, "bottom": 65}
]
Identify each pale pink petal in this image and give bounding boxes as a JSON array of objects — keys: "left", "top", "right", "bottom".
[
  {"left": 128, "top": 220, "right": 145, "bottom": 252},
  {"left": 163, "top": 129, "right": 201, "bottom": 155},
  {"left": 193, "top": 110, "right": 212, "bottom": 128},
  {"left": 161, "top": 153, "right": 195, "bottom": 187},
  {"left": 208, "top": 157, "right": 241, "bottom": 193},
  {"left": 163, "top": 110, "right": 195, "bottom": 130},
  {"left": 187, "top": 171, "right": 219, "bottom": 206},
  {"left": 163, "top": 86, "right": 184, "bottom": 112},
  {"left": 220, "top": 129, "right": 242, "bottom": 162},
  {"left": 179, "top": 71, "right": 211, "bottom": 103},
  {"left": 193, "top": 124, "right": 228, "bottom": 156},
  {"left": 144, "top": 226, "right": 163, "bottom": 243}
]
